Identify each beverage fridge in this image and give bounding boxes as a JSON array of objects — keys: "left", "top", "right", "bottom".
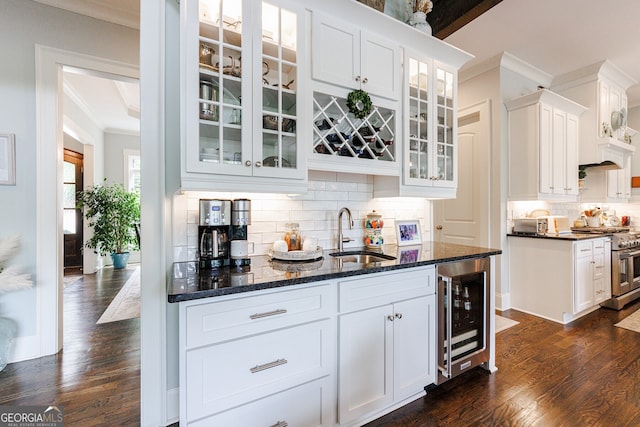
[{"left": 436, "top": 257, "right": 491, "bottom": 385}]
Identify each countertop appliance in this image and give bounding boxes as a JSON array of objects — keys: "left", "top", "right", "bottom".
[
  {"left": 512, "top": 218, "right": 548, "bottom": 236},
  {"left": 198, "top": 199, "right": 252, "bottom": 269},
  {"left": 436, "top": 257, "right": 491, "bottom": 385}
]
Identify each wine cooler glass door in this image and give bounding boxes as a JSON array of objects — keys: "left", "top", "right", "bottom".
[{"left": 437, "top": 258, "right": 489, "bottom": 384}]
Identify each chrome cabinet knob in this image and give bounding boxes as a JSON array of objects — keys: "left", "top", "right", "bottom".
[
  {"left": 355, "top": 75, "right": 361, "bottom": 82},
  {"left": 255, "top": 161, "right": 262, "bottom": 168},
  {"left": 387, "top": 315, "right": 394, "bottom": 322},
  {"left": 395, "top": 313, "right": 403, "bottom": 319},
  {"left": 362, "top": 77, "right": 368, "bottom": 83},
  {"left": 245, "top": 160, "right": 252, "bottom": 167}
]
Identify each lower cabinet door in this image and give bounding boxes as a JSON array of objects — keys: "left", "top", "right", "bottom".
[
  {"left": 393, "top": 295, "right": 434, "bottom": 401},
  {"left": 186, "top": 320, "right": 330, "bottom": 422},
  {"left": 190, "top": 377, "right": 334, "bottom": 427},
  {"left": 338, "top": 304, "right": 394, "bottom": 423}
]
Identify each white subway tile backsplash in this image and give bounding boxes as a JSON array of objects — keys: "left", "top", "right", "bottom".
[{"left": 175, "top": 174, "right": 431, "bottom": 260}]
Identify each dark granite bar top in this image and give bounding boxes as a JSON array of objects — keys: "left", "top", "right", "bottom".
[
  {"left": 507, "top": 232, "right": 612, "bottom": 241},
  {"left": 168, "top": 242, "right": 502, "bottom": 303}
]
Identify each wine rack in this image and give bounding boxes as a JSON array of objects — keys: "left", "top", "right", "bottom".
[{"left": 312, "top": 91, "right": 395, "bottom": 162}]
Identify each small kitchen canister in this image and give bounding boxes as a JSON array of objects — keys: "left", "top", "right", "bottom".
[{"left": 364, "top": 210, "right": 384, "bottom": 249}]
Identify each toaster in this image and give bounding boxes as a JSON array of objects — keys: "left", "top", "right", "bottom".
[{"left": 513, "top": 218, "right": 548, "bottom": 235}]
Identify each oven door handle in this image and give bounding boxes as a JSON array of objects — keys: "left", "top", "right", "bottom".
[{"left": 620, "top": 249, "right": 640, "bottom": 258}]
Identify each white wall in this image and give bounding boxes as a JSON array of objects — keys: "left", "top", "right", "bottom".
[
  {"left": 0, "top": 0, "right": 138, "bottom": 357},
  {"left": 104, "top": 132, "right": 140, "bottom": 186}
]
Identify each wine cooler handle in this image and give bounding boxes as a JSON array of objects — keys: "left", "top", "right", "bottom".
[{"left": 438, "top": 276, "right": 453, "bottom": 379}]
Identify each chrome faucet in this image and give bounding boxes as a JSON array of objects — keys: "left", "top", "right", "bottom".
[{"left": 338, "top": 207, "right": 354, "bottom": 252}]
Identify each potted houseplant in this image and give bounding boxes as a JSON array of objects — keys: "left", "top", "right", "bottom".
[
  {"left": 578, "top": 166, "right": 587, "bottom": 188},
  {"left": 78, "top": 181, "right": 140, "bottom": 269}
]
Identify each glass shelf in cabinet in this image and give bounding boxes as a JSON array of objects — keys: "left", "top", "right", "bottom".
[
  {"left": 262, "top": 41, "right": 297, "bottom": 63},
  {"left": 199, "top": 21, "right": 221, "bottom": 42},
  {"left": 409, "top": 87, "right": 428, "bottom": 99}
]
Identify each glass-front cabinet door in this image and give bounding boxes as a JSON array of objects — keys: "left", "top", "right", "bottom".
[
  {"left": 434, "top": 64, "right": 456, "bottom": 188},
  {"left": 404, "top": 52, "right": 458, "bottom": 192},
  {"left": 406, "top": 57, "right": 430, "bottom": 183},
  {"left": 182, "top": 0, "right": 305, "bottom": 180},
  {"left": 183, "top": 0, "right": 251, "bottom": 175},
  {"left": 253, "top": 0, "right": 303, "bottom": 178}
]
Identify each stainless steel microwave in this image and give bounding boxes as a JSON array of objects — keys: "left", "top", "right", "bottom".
[{"left": 513, "top": 218, "right": 548, "bottom": 235}]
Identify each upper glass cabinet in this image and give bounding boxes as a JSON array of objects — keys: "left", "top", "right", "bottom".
[
  {"left": 196, "top": 0, "right": 246, "bottom": 170},
  {"left": 258, "top": 2, "right": 299, "bottom": 172},
  {"left": 182, "top": 0, "right": 305, "bottom": 181},
  {"left": 404, "top": 53, "right": 457, "bottom": 191}
]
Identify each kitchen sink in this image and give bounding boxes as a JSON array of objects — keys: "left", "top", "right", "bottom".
[{"left": 329, "top": 250, "right": 396, "bottom": 264}]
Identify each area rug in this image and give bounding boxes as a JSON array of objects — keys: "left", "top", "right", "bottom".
[
  {"left": 614, "top": 308, "right": 640, "bottom": 333},
  {"left": 97, "top": 267, "right": 140, "bottom": 324},
  {"left": 495, "top": 314, "right": 519, "bottom": 333},
  {"left": 63, "top": 275, "right": 83, "bottom": 288}
]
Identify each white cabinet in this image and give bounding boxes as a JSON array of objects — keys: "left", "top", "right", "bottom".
[
  {"left": 179, "top": 283, "right": 335, "bottom": 425},
  {"left": 373, "top": 55, "right": 463, "bottom": 199},
  {"left": 311, "top": 11, "right": 401, "bottom": 100},
  {"left": 180, "top": 0, "right": 308, "bottom": 192},
  {"left": 509, "top": 236, "right": 611, "bottom": 324},
  {"left": 575, "top": 238, "right": 611, "bottom": 309},
  {"left": 506, "top": 89, "right": 586, "bottom": 201},
  {"left": 607, "top": 156, "right": 632, "bottom": 201},
  {"left": 337, "top": 267, "right": 436, "bottom": 425},
  {"left": 552, "top": 60, "right": 636, "bottom": 168},
  {"left": 598, "top": 78, "right": 628, "bottom": 141}
]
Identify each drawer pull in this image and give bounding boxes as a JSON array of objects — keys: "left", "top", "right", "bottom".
[
  {"left": 250, "top": 358, "right": 288, "bottom": 373},
  {"left": 580, "top": 249, "right": 590, "bottom": 252},
  {"left": 249, "top": 309, "right": 287, "bottom": 320},
  {"left": 270, "top": 422, "right": 288, "bottom": 427}
]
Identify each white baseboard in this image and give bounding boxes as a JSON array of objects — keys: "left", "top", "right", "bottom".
[
  {"left": 9, "top": 334, "right": 43, "bottom": 364},
  {"left": 165, "top": 387, "right": 179, "bottom": 425},
  {"left": 496, "top": 292, "right": 511, "bottom": 311}
]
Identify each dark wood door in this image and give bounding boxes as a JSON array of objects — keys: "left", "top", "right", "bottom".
[{"left": 63, "top": 149, "right": 84, "bottom": 269}]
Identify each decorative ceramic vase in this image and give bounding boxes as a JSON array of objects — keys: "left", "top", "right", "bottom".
[
  {"left": 364, "top": 210, "right": 384, "bottom": 249},
  {"left": 111, "top": 252, "right": 130, "bottom": 269},
  {"left": 407, "top": 11, "right": 432, "bottom": 35},
  {"left": 0, "top": 317, "right": 17, "bottom": 372}
]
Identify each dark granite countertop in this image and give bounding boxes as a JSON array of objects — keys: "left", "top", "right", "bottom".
[
  {"left": 168, "top": 242, "right": 502, "bottom": 303},
  {"left": 507, "top": 232, "right": 612, "bottom": 241}
]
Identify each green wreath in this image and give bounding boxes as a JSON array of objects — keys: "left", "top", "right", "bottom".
[{"left": 347, "top": 89, "right": 372, "bottom": 119}]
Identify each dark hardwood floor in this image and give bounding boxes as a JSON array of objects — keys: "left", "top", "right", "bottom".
[
  {"left": 0, "top": 266, "right": 140, "bottom": 426},
  {"left": 367, "top": 299, "right": 640, "bottom": 427},
  {"left": 3, "top": 272, "right": 640, "bottom": 427}
]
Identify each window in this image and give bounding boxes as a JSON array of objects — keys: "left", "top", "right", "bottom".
[{"left": 124, "top": 149, "right": 141, "bottom": 193}]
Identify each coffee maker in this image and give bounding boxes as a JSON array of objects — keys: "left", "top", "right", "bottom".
[
  {"left": 198, "top": 198, "right": 251, "bottom": 268},
  {"left": 198, "top": 199, "right": 232, "bottom": 268}
]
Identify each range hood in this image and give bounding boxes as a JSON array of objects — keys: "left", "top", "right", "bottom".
[
  {"left": 552, "top": 60, "right": 637, "bottom": 170},
  {"left": 580, "top": 159, "right": 623, "bottom": 171}
]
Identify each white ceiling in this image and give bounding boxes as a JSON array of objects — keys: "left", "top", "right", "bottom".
[
  {"left": 43, "top": 0, "right": 640, "bottom": 136},
  {"left": 63, "top": 69, "right": 140, "bottom": 135},
  {"left": 445, "top": 0, "right": 640, "bottom": 106}
]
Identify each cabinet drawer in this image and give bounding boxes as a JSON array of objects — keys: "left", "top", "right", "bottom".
[
  {"left": 185, "top": 320, "right": 331, "bottom": 422},
  {"left": 575, "top": 241, "right": 593, "bottom": 257},
  {"left": 191, "top": 377, "right": 333, "bottom": 427},
  {"left": 338, "top": 267, "right": 434, "bottom": 313},
  {"left": 592, "top": 239, "right": 606, "bottom": 254},
  {"left": 185, "top": 284, "right": 333, "bottom": 348}
]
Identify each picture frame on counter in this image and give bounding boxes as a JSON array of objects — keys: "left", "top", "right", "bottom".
[
  {"left": 0, "top": 133, "right": 16, "bottom": 185},
  {"left": 396, "top": 220, "right": 421, "bottom": 246}
]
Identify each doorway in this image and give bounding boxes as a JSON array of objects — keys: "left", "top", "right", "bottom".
[
  {"left": 63, "top": 149, "right": 84, "bottom": 271},
  {"left": 433, "top": 100, "right": 491, "bottom": 246}
]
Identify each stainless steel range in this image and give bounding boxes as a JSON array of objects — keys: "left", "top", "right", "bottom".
[{"left": 594, "top": 229, "right": 640, "bottom": 310}]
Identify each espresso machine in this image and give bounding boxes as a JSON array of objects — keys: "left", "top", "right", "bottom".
[{"left": 198, "top": 198, "right": 251, "bottom": 268}]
